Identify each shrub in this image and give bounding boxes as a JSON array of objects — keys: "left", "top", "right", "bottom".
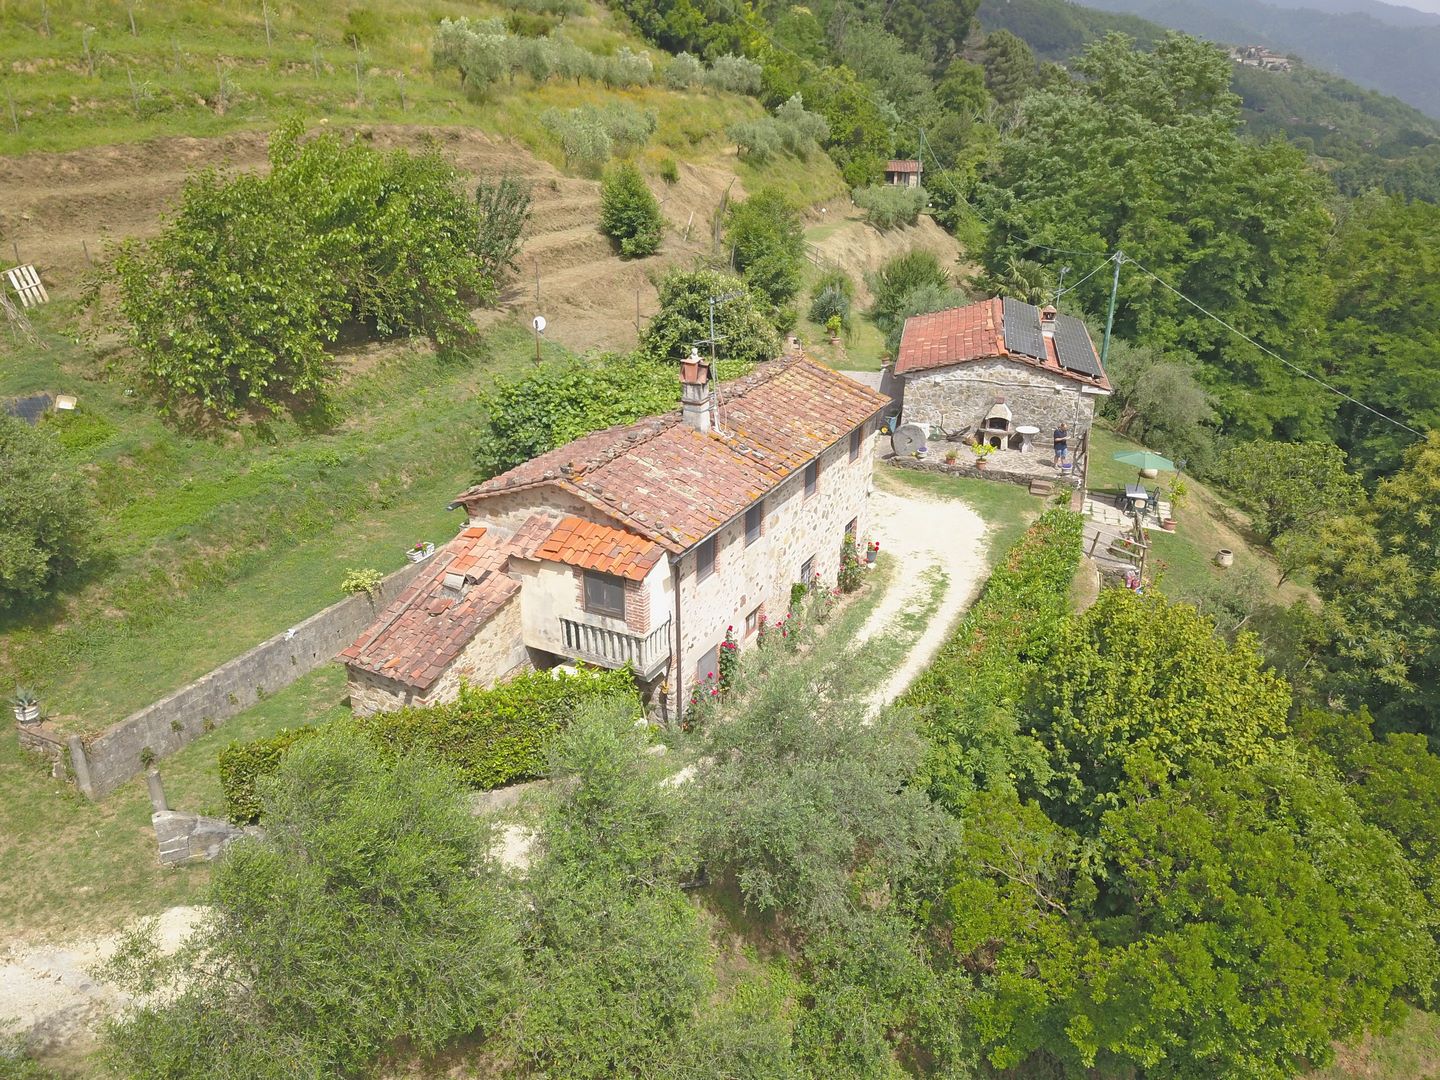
[
  {"left": 542, "top": 103, "right": 656, "bottom": 168},
  {"left": 220, "top": 668, "right": 639, "bottom": 823},
  {"left": 340, "top": 567, "right": 384, "bottom": 598},
  {"left": 218, "top": 725, "right": 320, "bottom": 824},
  {"left": 901, "top": 509, "right": 1084, "bottom": 811},
  {"left": 0, "top": 416, "right": 93, "bottom": 609},
  {"left": 704, "top": 53, "right": 763, "bottom": 94},
  {"left": 869, "top": 248, "right": 951, "bottom": 337},
  {"left": 658, "top": 157, "right": 679, "bottom": 184},
  {"left": 108, "top": 121, "right": 491, "bottom": 418},
  {"left": 541, "top": 105, "right": 611, "bottom": 168},
  {"left": 106, "top": 732, "right": 524, "bottom": 1078},
  {"left": 474, "top": 174, "right": 532, "bottom": 284},
  {"left": 725, "top": 189, "right": 805, "bottom": 308},
  {"left": 728, "top": 94, "right": 828, "bottom": 163},
  {"left": 728, "top": 118, "right": 783, "bottom": 162},
  {"left": 852, "top": 183, "right": 927, "bottom": 230},
  {"left": 807, "top": 268, "right": 854, "bottom": 331},
  {"left": 639, "top": 268, "right": 781, "bottom": 366},
  {"left": 664, "top": 51, "right": 703, "bottom": 89},
  {"left": 601, "top": 162, "right": 664, "bottom": 257}
]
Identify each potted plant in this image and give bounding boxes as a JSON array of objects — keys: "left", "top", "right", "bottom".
[
  {"left": 406, "top": 540, "right": 435, "bottom": 563},
  {"left": 11, "top": 686, "right": 39, "bottom": 725},
  {"left": 944, "top": 448, "right": 959, "bottom": 465},
  {"left": 972, "top": 443, "right": 995, "bottom": 469},
  {"left": 825, "top": 314, "right": 843, "bottom": 344},
  {"left": 865, "top": 540, "right": 880, "bottom": 565}
]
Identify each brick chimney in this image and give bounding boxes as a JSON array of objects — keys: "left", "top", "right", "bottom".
[
  {"left": 680, "top": 347, "right": 714, "bottom": 434},
  {"left": 1040, "top": 304, "right": 1058, "bottom": 337}
]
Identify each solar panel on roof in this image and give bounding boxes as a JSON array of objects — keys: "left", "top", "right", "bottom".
[
  {"left": 1054, "top": 315, "right": 1102, "bottom": 378},
  {"left": 1001, "top": 297, "right": 1045, "bottom": 360}
]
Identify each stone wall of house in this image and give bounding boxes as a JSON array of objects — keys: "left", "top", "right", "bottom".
[
  {"left": 463, "top": 487, "right": 595, "bottom": 535},
  {"left": 900, "top": 358, "right": 1099, "bottom": 444},
  {"left": 58, "top": 560, "right": 430, "bottom": 802},
  {"left": 514, "top": 556, "right": 671, "bottom": 660},
  {"left": 345, "top": 593, "right": 529, "bottom": 717},
  {"left": 672, "top": 423, "right": 878, "bottom": 709}
]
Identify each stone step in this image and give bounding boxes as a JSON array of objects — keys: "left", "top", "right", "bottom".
[{"left": 1029, "top": 479, "right": 1055, "bottom": 497}]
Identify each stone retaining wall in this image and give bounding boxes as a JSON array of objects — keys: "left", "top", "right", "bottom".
[
  {"left": 56, "top": 559, "right": 430, "bottom": 801},
  {"left": 153, "top": 810, "right": 253, "bottom": 865}
]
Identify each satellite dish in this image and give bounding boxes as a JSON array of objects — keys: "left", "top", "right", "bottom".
[
  {"left": 532, "top": 315, "right": 547, "bottom": 334},
  {"left": 892, "top": 422, "right": 928, "bottom": 457}
]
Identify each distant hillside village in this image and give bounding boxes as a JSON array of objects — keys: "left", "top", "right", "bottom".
[{"left": 1230, "top": 43, "right": 1293, "bottom": 72}]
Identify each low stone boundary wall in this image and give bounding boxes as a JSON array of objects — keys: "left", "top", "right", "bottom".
[{"left": 56, "top": 559, "right": 430, "bottom": 802}]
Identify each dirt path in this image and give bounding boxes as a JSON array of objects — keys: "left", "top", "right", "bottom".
[
  {"left": 854, "top": 485, "right": 989, "bottom": 707},
  {"left": 0, "top": 906, "right": 204, "bottom": 1059}
]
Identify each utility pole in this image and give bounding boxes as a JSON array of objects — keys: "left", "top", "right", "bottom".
[
  {"left": 1100, "top": 251, "right": 1124, "bottom": 369},
  {"left": 1054, "top": 264, "right": 1070, "bottom": 308}
]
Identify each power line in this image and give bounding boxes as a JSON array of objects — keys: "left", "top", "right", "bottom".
[
  {"left": 1125, "top": 257, "right": 1424, "bottom": 439},
  {"left": 1055, "top": 254, "right": 1113, "bottom": 299}
]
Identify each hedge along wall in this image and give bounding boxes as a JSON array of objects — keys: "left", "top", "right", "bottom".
[
  {"left": 898, "top": 508, "right": 1084, "bottom": 808},
  {"left": 219, "top": 666, "right": 640, "bottom": 823},
  {"left": 66, "top": 559, "right": 430, "bottom": 802}
]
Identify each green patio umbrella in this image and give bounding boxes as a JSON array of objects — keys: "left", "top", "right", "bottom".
[{"left": 1112, "top": 449, "right": 1176, "bottom": 472}]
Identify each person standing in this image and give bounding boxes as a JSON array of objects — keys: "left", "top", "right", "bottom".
[{"left": 1053, "top": 422, "right": 1069, "bottom": 467}]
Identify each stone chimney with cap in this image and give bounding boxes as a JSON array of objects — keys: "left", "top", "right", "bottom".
[
  {"left": 1040, "top": 304, "right": 1058, "bottom": 338},
  {"left": 680, "top": 347, "right": 714, "bottom": 434}
]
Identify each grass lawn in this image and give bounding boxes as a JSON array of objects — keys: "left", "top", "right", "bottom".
[
  {"left": 1312, "top": 1007, "right": 1440, "bottom": 1079},
  {"left": 1, "top": 307, "right": 559, "bottom": 733},
  {"left": 0, "top": 663, "right": 350, "bottom": 940},
  {"left": 1085, "top": 426, "right": 1309, "bottom": 607}
]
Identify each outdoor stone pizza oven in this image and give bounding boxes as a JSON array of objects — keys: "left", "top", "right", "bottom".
[{"left": 980, "top": 400, "right": 1022, "bottom": 449}]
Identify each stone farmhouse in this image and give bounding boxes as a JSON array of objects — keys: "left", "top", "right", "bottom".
[
  {"left": 894, "top": 296, "right": 1110, "bottom": 452},
  {"left": 342, "top": 355, "right": 888, "bottom": 717},
  {"left": 884, "top": 159, "right": 923, "bottom": 187}
]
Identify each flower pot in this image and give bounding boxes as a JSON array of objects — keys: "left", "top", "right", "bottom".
[
  {"left": 13, "top": 703, "right": 39, "bottom": 725},
  {"left": 406, "top": 542, "right": 435, "bottom": 563},
  {"left": 1215, "top": 548, "right": 1234, "bottom": 568},
  {"left": 1162, "top": 517, "right": 1177, "bottom": 531}
]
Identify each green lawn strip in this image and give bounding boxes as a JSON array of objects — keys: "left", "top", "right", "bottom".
[
  {"left": 1309, "top": 1006, "right": 1440, "bottom": 1079},
  {"left": 1085, "top": 427, "right": 1308, "bottom": 606},
  {"left": 0, "top": 664, "right": 348, "bottom": 940},
  {"left": 3, "top": 315, "right": 550, "bottom": 729}
]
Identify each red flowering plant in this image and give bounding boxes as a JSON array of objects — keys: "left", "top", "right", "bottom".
[
  {"left": 685, "top": 670, "right": 721, "bottom": 729},
  {"left": 838, "top": 532, "right": 864, "bottom": 593},
  {"left": 718, "top": 625, "right": 739, "bottom": 691}
]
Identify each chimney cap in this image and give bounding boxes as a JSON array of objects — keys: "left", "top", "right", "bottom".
[{"left": 1040, "top": 304, "right": 1058, "bottom": 321}]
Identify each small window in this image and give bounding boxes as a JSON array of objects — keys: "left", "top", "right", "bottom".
[
  {"left": 745, "top": 504, "right": 763, "bottom": 546},
  {"left": 845, "top": 517, "right": 858, "bottom": 541},
  {"left": 583, "top": 571, "right": 626, "bottom": 619},
  {"left": 745, "top": 606, "right": 762, "bottom": 637},
  {"left": 800, "top": 555, "right": 815, "bottom": 583},
  {"left": 696, "top": 643, "right": 720, "bottom": 684},
  {"left": 849, "top": 427, "right": 862, "bottom": 462},
  {"left": 697, "top": 536, "right": 716, "bottom": 581},
  {"left": 804, "top": 460, "right": 819, "bottom": 498}
]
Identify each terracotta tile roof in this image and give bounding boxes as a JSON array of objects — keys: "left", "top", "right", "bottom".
[
  {"left": 535, "top": 516, "right": 663, "bottom": 580},
  {"left": 455, "top": 357, "right": 888, "bottom": 554},
  {"left": 894, "top": 297, "right": 1110, "bottom": 390},
  {"left": 886, "top": 159, "right": 922, "bottom": 173},
  {"left": 340, "top": 517, "right": 555, "bottom": 691}
]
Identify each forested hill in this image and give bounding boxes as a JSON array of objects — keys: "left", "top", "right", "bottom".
[
  {"left": 977, "top": 0, "right": 1440, "bottom": 200},
  {"left": 1086, "top": 0, "right": 1440, "bottom": 118}
]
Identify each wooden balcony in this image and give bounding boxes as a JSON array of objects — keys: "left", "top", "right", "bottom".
[{"left": 559, "top": 617, "right": 671, "bottom": 679}]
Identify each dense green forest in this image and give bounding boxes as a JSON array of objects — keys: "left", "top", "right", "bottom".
[
  {"left": 1088, "top": 0, "right": 1440, "bottom": 118},
  {"left": 977, "top": 0, "right": 1440, "bottom": 201}
]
